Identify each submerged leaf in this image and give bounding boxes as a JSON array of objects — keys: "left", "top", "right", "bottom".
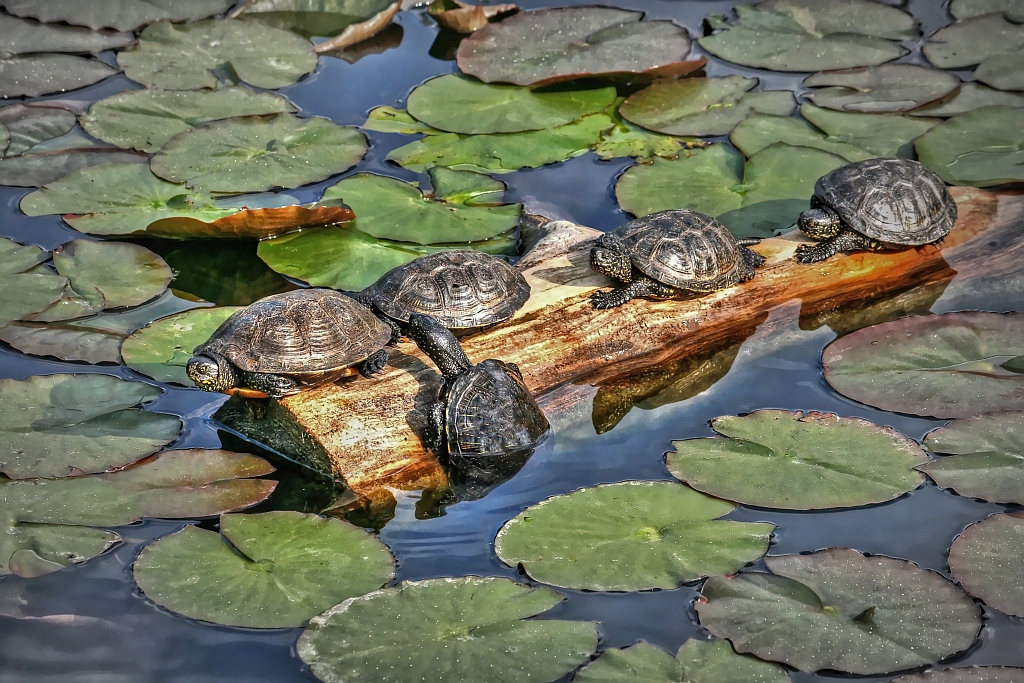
[
  {"left": 948, "top": 511, "right": 1024, "bottom": 617},
  {"left": 0, "top": 55, "right": 118, "bottom": 99},
  {"left": 0, "top": 238, "right": 67, "bottom": 327},
  {"left": 0, "top": 0, "right": 234, "bottom": 32},
  {"left": 803, "top": 64, "right": 959, "bottom": 113}
]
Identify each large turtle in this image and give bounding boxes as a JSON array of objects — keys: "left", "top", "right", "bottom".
[
  {"left": 357, "top": 250, "right": 530, "bottom": 340},
  {"left": 795, "top": 157, "right": 957, "bottom": 263},
  {"left": 407, "top": 313, "right": 549, "bottom": 457},
  {"left": 588, "top": 209, "right": 765, "bottom": 309},
  {"left": 187, "top": 288, "right": 391, "bottom": 398}
]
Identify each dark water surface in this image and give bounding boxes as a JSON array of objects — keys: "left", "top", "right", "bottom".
[{"left": 2, "top": 0, "right": 1024, "bottom": 680}]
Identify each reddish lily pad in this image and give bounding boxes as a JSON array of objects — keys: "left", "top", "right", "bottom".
[
  {"left": 920, "top": 412, "right": 1024, "bottom": 504},
  {"left": 948, "top": 511, "right": 1024, "bottom": 617}
]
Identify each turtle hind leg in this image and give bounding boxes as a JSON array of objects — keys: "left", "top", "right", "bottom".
[
  {"left": 590, "top": 276, "right": 675, "bottom": 309},
  {"left": 795, "top": 228, "right": 873, "bottom": 263},
  {"left": 241, "top": 371, "right": 301, "bottom": 399},
  {"left": 358, "top": 349, "right": 389, "bottom": 378}
]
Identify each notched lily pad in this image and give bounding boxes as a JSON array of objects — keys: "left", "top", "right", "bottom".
[
  {"left": 803, "top": 65, "right": 959, "bottom": 113},
  {"left": 730, "top": 113, "right": 873, "bottom": 162},
  {"left": 0, "top": 521, "right": 119, "bottom": 578},
  {"left": 920, "top": 412, "right": 1024, "bottom": 504},
  {"left": 0, "top": 238, "right": 67, "bottom": 327},
  {"left": 800, "top": 103, "right": 941, "bottom": 157},
  {"left": 697, "top": 548, "right": 982, "bottom": 675},
  {"left": 122, "top": 306, "right": 242, "bottom": 386},
  {"left": 0, "top": 104, "right": 75, "bottom": 156},
  {"left": 575, "top": 639, "right": 789, "bottom": 683},
  {"left": 915, "top": 105, "right": 1024, "bottom": 186},
  {"left": 949, "top": 511, "right": 1024, "bottom": 617},
  {"left": 134, "top": 511, "right": 395, "bottom": 628},
  {"left": 0, "top": 0, "right": 234, "bottom": 32},
  {"left": 495, "top": 481, "right": 774, "bottom": 591}
]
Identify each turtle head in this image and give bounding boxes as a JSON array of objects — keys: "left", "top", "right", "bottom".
[
  {"left": 798, "top": 207, "right": 842, "bottom": 241},
  {"left": 590, "top": 246, "right": 632, "bottom": 283},
  {"left": 186, "top": 352, "right": 237, "bottom": 393}
]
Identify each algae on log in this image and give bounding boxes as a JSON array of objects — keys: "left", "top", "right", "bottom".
[{"left": 216, "top": 188, "right": 1023, "bottom": 508}]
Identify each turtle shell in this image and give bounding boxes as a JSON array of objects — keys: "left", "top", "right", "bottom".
[
  {"left": 196, "top": 289, "right": 390, "bottom": 377},
  {"left": 598, "top": 209, "right": 743, "bottom": 291},
  {"left": 366, "top": 250, "right": 530, "bottom": 329},
  {"left": 813, "top": 158, "right": 956, "bottom": 245},
  {"left": 445, "top": 359, "right": 549, "bottom": 457}
]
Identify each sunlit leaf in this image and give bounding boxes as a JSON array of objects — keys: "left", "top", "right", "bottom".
[
  {"left": 949, "top": 511, "right": 1024, "bottom": 616},
  {"left": 233, "top": 0, "right": 395, "bottom": 38},
  {"left": 0, "top": 238, "right": 67, "bottom": 327},
  {"left": 823, "top": 311, "right": 1024, "bottom": 418},
  {"left": 297, "top": 577, "right": 598, "bottom": 682},
  {"left": 924, "top": 13, "right": 1024, "bottom": 68},
  {"left": 0, "top": 104, "right": 75, "bottom": 156},
  {"left": 803, "top": 64, "right": 959, "bottom": 113},
  {"left": 0, "top": 55, "right": 118, "bottom": 99},
  {"left": 730, "top": 113, "right": 873, "bottom": 162},
  {"left": 361, "top": 106, "right": 442, "bottom": 135},
  {"left": 800, "top": 103, "right": 940, "bottom": 157},
  {"left": 145, "top": 198, "right": 355, "bottom": 240},
  {"left": 697, "top": 548, "right": 982, "bottom": 675},
  {"left": 0, "top": 0, "right": 234, "bottom": 31},
  {"left": 594, "top": 117, "right": 699, "bottom": 161}
]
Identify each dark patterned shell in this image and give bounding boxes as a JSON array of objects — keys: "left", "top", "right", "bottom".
[
  {"left": 196, "top": 289, "right": 390, "bottom": 376},
  {"left": 599, "top": 209, "right": 743, "bottom": 291},
  {"left": 445, "top": 359, "right": 550, "bottom": 457},
  {"left": 814, "top": 158, "right": 956, "bottom": 245},
  {"left": 366, "top": 250, "right": 530, "bottom": 329}
]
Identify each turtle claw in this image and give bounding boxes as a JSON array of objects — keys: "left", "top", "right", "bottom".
[{"left": 589, "top": 290, "right": 617, "bottom": 309}]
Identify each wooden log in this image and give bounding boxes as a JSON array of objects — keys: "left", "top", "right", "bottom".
[{"left": 217, "top": 188, "right": 1023, "bottom": 507}]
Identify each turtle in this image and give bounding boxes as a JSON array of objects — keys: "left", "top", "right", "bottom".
[
  {"left": 186, "top": 288, "right": 392, "bottom": 398},
  {"left": 406, "top": 313, "right": 549, "bottom": 457},
  {"left": 588, "top": 209, "right": 766, "bottom": 309},
  {"left": 795, "top": 157, "right": 957, "bottom": 263},
  {"left": 356, "top": 250, "right": 530, "bottom": 341}
]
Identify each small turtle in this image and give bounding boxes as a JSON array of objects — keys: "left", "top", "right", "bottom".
[
  {"left": 187, "top": 288, "right": 391, "bottom": 398},
  {"left": 796, "top": 157, "right": 957, "bottom": 263},
  {"left": 589, "top": 209, "right": 765, "bottom": 309},
  {"left": 407, "top": 313, "right": 549, "bottom": 457},
  {"left": 356, "top": 250, "right": 530, "bottom": 340}
]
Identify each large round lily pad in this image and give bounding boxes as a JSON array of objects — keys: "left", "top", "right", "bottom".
[
  {"left": 920, "top": 412, "right": 1024, "bottom": 504},
  {"left": 297, "top": 576, "right": 598, "bottom": 682},
  {"left": 667, "top": 410, "right": 927, "bottom": 509},
  {"left": 822, "top": 312, "right": 1024, "bottom": 418},
  {"left": 0, "top": 374, "right": 181, "bottom": 479},
  {"left": 924, "top": 13, "right": 1024, "bottom": 69},
  {"left": 134, "top": 511, "right": 395, "bottom": 628},
  {"left": 0, "top": 54, "right": 118, "bottom": 99},
  {"left": 82, "top": 88, "right": 297, "bottom": 153},
  {"left": 406, "top": 74, "right": 616, "bottom": 134},
  {"left": 916, "top": 105, "right": 1024, "bottom": 186},
  {"left": 619, "top": 76, "right": 796, "bottom": 137},
  {"left": 456, "top": 7, "right": 692, "bottom": 86},
  {"left": 0, "top": 238, "right": 67, "bottom": 327},
  {"left": 574, "top": 639, "right": 790, "bottom": 683},
  {"left": 150, "top": 114, "right": 367, "bottom": 193},
  {"left": 118, "top": 19, "right": 317, "bottom": 90},
  {"left": 803, "top": 65, "right": 959, "bottom": 113},
  {"left": 800, "top": 104, "right": 940, "bottom": 157},
  {"left": 494, "top": 481, "right": 774, "bottom": 591},
  {"left": 697, "top": 548, "right": 982, "bottom": 675},
  {"left": 122, "top": 306, "right": 242, "bottom": 386},
  {"left": 948, "top": 511, "right": 1024, "bottom": 617},
  {"left": 0, "top": 0, "right": 234, "bottom": 31}
]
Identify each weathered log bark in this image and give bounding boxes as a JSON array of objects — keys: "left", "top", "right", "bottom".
[{"left": 217, "top": 188, "right": 1023, "bottom": 507}]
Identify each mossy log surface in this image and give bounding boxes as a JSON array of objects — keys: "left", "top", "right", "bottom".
[{"left": 229, "top": 188, "right": 1022, "bottom": 499}]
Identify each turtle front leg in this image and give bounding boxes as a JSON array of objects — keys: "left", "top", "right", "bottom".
[
  {"left": 242, "top": 371, "right": 301, "bottom": 399},
  {"left": 590, "top": 276, "right": 676, "bottom": 309},
  {"left": 795, "top": 228, "right": 874, "bottom": 263},
  {"left": 738, "top": 244, "right": 766, "bottom": 279},
  {"left": 358, "top": 349, "right": 389, "bottom": 378},
  {"left": 423, "top": 394, "right": 447, "bottom": 453}
]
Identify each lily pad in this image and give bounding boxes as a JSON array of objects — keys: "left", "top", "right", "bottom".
[
  {"left": 427, "top": 166, "right": 506, "bottom": 205},
  {"left": 698, "top": 1, "right": 911, "bottom": 72},
  {"left": 803, "top": 65, "right": 960, "bottom": 113},
  {"left": 406, "top": 74, "right": 616, "bottom": 134},
  {"left": 427, "top": 0, "right": 517, "bottom": 34},
  {"left": 0, "top": 323, "right": 125, "bottom": 364},
  {"left": 233, "top": 0, "right": 395, "bottom": 37},
  {"left": 0, "top": 146, "right": 148, "bottom": 188},
  {"left": 361, "top": 106, "right": 442, "bottom": 135},
  {"left": 948, "top": 511, "right": 1024, "bottom": 616},
  {"left": 321, "top": 173, "right": 519, "bottom": 244},
  {"left": 919, "top": 412, "right": 1024, "bottom": 505},
  {"left": 914, "top": 105, "right": 1024, "bottom": 186},
  {"left": 134, "top": 511, "right": 395, "bottom": 628},
  {"left": 81, "top": 88, "right": 297, "bottom": 153},
  {"left": 0, "top": 104, "right": 76, "bottom": 156},
  {"left": 0, "top": 520, "right": 119, "bottom": 578},
  {"left": 0, "top": 54, "right": 118, "bottom": 99},
  {"left": 297, "top": 576, "right": 598, "bottom": 682},
  {"left": 730, "top": 114, "right": 873, "bottom": 162},
  {"left": 0, "top": 0, "right": 234, "bottom": 31},
  {"left": 976, "top": 49, "right": 1024, "bottom": 91},
  {"left": 575, "top": 639, "right": 790, "bottom": 683},
  {"left": 456, "top": 7, "right": 692, "bottom": 86},
  {"left": 121, "top": 306, "right": 242, "bottom": 386},
  {"left": 0, "top": 14, "right": 133, "bottom": 56},
  {"left": 150, "top": 114, "right": 367, "bottom": 193},
  {"left": 494, "top": 481, "right": 774, "bottom": 591},
  {"left": 697, "top": 548, "right": 982, "bottom": 675},
  {"left": 892, "top": 668, "right": 1024, "bottom": 683},
  {"left": 0, "top": 238, "right": 67, "bottom": 327},
  {"left": 0, "top": 374, "right": 181, "bottom": 479},
  {"left": 387, "top": 113, "right": 613, "bottom": 174},
  {"left": 667, "top": 410, "right": 927, "bottom": 509},
  {"left": 594, "top": 117, "right": 699, "bottom": 161},
  {"left": 574, "top": 642, "right": 683, "bottom": 683},
  {"left": 118, "top": 19, "right": 317, "bottom": 90},
  {"left": 824, "top": 312, "right": 1024, "bottom": 418},
  {"left": 800, "top": 104, "right": 941, "bottom": 157},
  {"left": 951, "top": 0, "right": 1024, "bottom": 20},
  {"left": 620, "top": 76, "right": 796, "bottom": 137},
  {"left": 924, "top": 14, "right": 1024, "bottom": 69}
]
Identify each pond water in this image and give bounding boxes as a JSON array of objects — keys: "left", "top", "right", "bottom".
[{"left": 1, "top": 0, "right": 1023, "bottom": 680}]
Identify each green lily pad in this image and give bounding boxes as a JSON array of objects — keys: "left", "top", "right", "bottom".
[
  {"left": 800, "top": 103, "right": 941, "bottom": 157},
  {"left": 892, "top": 667, "right": 1024, "bottom": 683},
  {"left": 406, "top": 74, "right": 616, "bottom": 134},
  {"left": 0, "top": 520, "right": 119, "bottom": 578},
  {"left": 0, "top": 0, "right": 234, "bottom": 31},
  {"left": 234, "top": 0, "right": 395, "bottom": 38},
  {"left": 594, "top": 117, "right": 698, "bottom": 161},
  {"left": 976, "top": 49, "right": 1024, "bottom": 91},
  {"left": 81, "top": 88, "right": 297, "bottom": 153},
  {"left": 697, "top": 548, "right": 982, "bottom": 675},
  {"left": 823, "top": 312, "right": 1024, "bottom": 418},
  {"left": 730, "top": 114, "right": 873, "bottom": 162},
  {"left": 698, "top": 1, "right": 911, "bottom": 73},
  {"left": 919, "top": 412, "right": 1024, "bottom": 505},
  {"left": 455, "top": 7, "right": 692, "bottom": 87},
  {"left": 121, "top": 306, "right": 242, "bottom": 386},
  {"left": 952, "top": 0, "right": 1024, "bottom": 20},
  {"left": 0, "top": 374, "right": 181, "bottom": 479},
  {"left": 495, "top": 481, "right": 774, "bottom": 591},
  {"left": 426, "top": 166, "right": 506, "bottom": 205},
  {"left": 803, "top": 65, "right": 959, "bottom": 113},
  {"left": 575, "top": 639, "right": 790, "bottom": 683},
  {"left": 0, "top": 323, "right": 125, "bottom": 364},
  {"left": 0, "top": 54, "right": 119, "bottom": 99},
  {"left": 574, "top": 642, "right": 683, "bottom": 683},
  {"left": 150, "top": 114, "right": 367, "bottom": 193},
  {"left": 0, "top": 105, "right": 76, "bottom": 156},
  {"left": 620, "top": 76, "right": 796, "bottom": 137},
  {"left": 134, "top": 511, "right": 395, "bottom": 628},
  {"left": 949, "top": 511, "right": 1024, "bottom": 616},
  {"left": 320, "top": 173, "right": 519, "bottom": 244},
  {"left": 667, "top": 410, "right": 926, "bottom": 509},
  {"left": 0, "top": 238, "right": 67, "bottom": 327},
  {"left": 361, "top": 106, "right": 442, "bottom": 135},
  {"left": 924, "top": 14, "right": 1024, "bottom": 69},
  {"left": 0, "top": 146, "right": 148, "bottom": 188},
  {"left": 387, "top": 113, "right": 613, "bottom": 173},
  {"left": 297, "top": 576, "right": 598, "bottom": 682},
  {"left": 118, "top": 19, "right": 317, "bottom": 90},
  {"left": 0, "top": 14, "right": 132, "bottom": 56}
]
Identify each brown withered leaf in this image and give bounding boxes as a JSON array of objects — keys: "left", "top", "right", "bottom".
[
  {"left": 428, "top": 0, "right": 518, "bottom": 33},
  {"left": 145, "top": 201, "right": 355, "bottom": 239},
  {"left": 314, "top": 1, "right": 400, "bottom": 53}
]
